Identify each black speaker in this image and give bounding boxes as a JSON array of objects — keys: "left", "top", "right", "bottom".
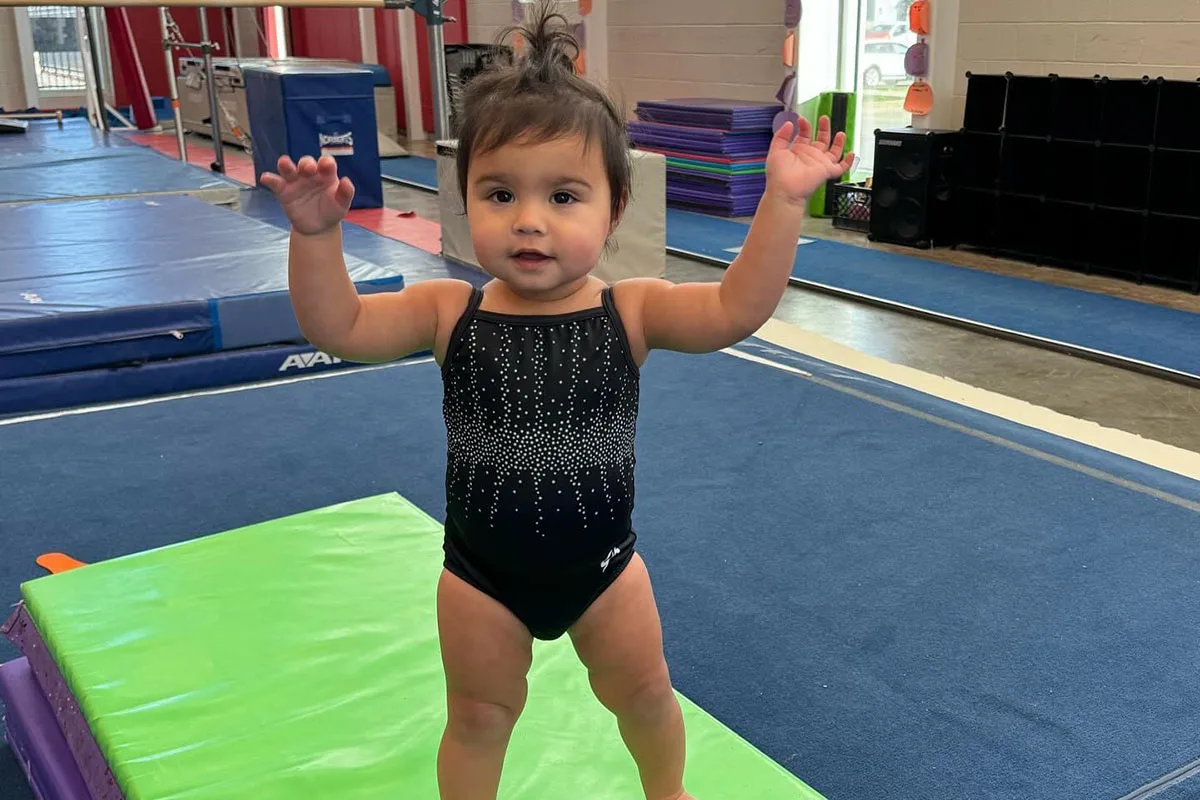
[{"left": 869, "top": 128, "right": 960, "bottom": 249}]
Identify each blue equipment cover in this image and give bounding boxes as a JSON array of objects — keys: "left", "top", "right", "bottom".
[
  {"left": 0, "top": 197, "right": 404, "bottom": 381},
  {"left": 245, "top": 64, "right": 384, "bottom": 209}
]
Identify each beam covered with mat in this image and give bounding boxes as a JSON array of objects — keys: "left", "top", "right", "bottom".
[{"left": 4, "top": 493, "right": 823, "bottom": 799}]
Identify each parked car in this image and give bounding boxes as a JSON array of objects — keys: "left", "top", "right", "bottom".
[{"left": 861, "top": 41, "right": 911, "bottom": 88}]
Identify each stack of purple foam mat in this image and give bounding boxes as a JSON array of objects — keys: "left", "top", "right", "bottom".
[{"left": 628, "top": 98, "right": 784, "bottom": 217}]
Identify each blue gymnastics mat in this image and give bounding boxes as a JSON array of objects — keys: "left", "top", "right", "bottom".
[
  {"left": 666, "top": 209, "right": 1200, "bottom": 382},
  {"left": 0, "top": 147, "right": 242, "bottom": 206},
  {"left": 380, "top": 155, "right": 437, "bottom": 191},
  {"left": 0, "top": 119, "right": 136, "bottom": 163},
  {"left": 0, "top": 196, "right": 405, "bottom": 387},
  {"left": 1, "top": 343, "right": 1196, "bottom": 800}
]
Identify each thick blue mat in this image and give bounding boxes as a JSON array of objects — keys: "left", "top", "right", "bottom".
[
  {"left": 0, "top": 342, "right": 364, "bottom": 416},
  {"left": 0, "top": 119, "right": 136, "bottom": 163},
  {"left": 0, "top": 147, "right": 243, "bottom": 205},
  {"left": 0, "top": 196, "right": 404, "bottom": 383},
  {"left": 379, "top": 155, "right": 438, "bottom": 191},
  {"left": 667, "top": 209, "right": 1200, "bottom": 381},
  {"left": 1, "top": 344, "right": 1196, "bottom": 800}
]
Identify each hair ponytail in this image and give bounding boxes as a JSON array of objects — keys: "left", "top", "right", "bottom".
[
  {"left": 456, "top": 0, "right": 631, "bottom": 224},
  {"left": 502, "top": 0, "right": 579, "bottom": 85}
]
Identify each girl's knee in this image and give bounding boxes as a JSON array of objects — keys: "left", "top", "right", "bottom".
[
  {"left": 446, "top": 693, "right": 524, "bottom": 746},
  {"left": 593, "top": 662, "right": 677, "bottom": 723}
]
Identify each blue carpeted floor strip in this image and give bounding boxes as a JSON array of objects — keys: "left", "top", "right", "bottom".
[
  {"left": 379, "top": 155, "right": 438, "bottom": 191},
  {"left": 667, "top": 209, "right": 1200, "bottom": 381},
  {"left": 1, "top": 345, "right": 1197, "bottom": 800}
]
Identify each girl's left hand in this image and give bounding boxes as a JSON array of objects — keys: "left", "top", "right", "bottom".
[{"left": 765, "top": 115, "right": 855, "bottom": 207}]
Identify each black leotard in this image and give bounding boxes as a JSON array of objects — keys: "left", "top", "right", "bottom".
[{"left": 440, "top": 286, "right": 640, "bottom": 639}]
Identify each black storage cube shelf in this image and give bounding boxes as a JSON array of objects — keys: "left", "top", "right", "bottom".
[{"left": 956, "top": 71, "right": 1200, "bottom": 292}]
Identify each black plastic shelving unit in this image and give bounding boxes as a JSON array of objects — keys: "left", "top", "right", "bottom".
[{"left": 957, "top": 71, "right": 1200, "bottom": 294}]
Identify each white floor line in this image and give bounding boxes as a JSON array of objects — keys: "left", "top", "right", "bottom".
[
  {"left": 748, "top": 318, "right": 1200, "bottom": 482},
  {"left": 0, "top": 357, "right": 435, "bottom": 428}
]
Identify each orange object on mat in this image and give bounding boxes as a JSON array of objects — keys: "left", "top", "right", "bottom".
[
  {"left": 37, "top": 553, "right": 88, "bottom": 574},
  {"left": 579, "top": 0, "right": 591, "bottom": 15},
  {"left": 904, "top": 81, "right": 934, "bottom": 115}
]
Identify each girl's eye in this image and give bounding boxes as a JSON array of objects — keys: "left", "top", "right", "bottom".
[
  {"left": 552, "top": 191, "right": 576, "bottom": 205},
  {"left": 490, "top": 190, "right": 514, "bottom": 203}
]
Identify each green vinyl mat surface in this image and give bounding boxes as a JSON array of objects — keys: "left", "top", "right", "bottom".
[{"left": 21, "top": 493, "right": 826, "bottom": 799}]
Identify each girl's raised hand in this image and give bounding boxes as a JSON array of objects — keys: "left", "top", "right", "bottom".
[
  {"left": 260, "top": 155, "right": 355, "bottom": 236},
  {"left": 765, "top": 115, "right": 855, "bottom": 207}
]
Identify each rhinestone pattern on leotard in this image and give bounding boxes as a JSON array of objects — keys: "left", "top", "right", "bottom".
[{"left": 441, "top": 289, "right": 639, "bottom": 573}]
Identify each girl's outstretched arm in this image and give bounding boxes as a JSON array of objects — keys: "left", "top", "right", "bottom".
[{"left": 624, "top": 117, "right": 853, "bottom": 357}]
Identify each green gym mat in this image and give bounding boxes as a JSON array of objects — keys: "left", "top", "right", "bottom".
[{"left": 20, "top": 493, "right": 827, "bottom": 799}]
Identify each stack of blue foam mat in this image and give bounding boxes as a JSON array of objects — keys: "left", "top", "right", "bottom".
[
  {"left": 628, "top": 98, "right": 783, "bottom": 217},
  {"left": 0, "top": 195, "right": 406, "bottom": 416}
]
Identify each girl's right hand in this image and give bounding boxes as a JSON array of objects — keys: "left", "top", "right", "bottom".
[{"left": 260, "top": 155, "right": 355, "bottom": 235}]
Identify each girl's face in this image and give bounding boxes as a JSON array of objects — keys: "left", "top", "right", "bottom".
[{"left": 465, "top": 133, "right": 619, "bottom": 301}]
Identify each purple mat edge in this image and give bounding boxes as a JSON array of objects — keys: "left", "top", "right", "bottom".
[
  {"left": 1, "top": 657, "right": 91, "bottom": 800},
  {"left": 3, "top": 605, "right": 125, "bottom": 800}
]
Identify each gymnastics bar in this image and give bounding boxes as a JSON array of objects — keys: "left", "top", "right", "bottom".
[{"left": 0, "top": 0, "right": 454, "bottom": 144}]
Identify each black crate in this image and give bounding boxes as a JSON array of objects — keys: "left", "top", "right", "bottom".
[
  {"left": 1154, "top": 80, "right": 1200, "bottom": 149},
  {"left": 1094, "top": 144, "right": 1152, "bottom": 209},
  {"left": 994, "top": 193, "right": 1045, "bottom": 257},
  {"left": 1047, "top": 139, "right": 1096, "bottom": 203},
  {"left": 1146, "top": 214, "right": 1200, "bottom": 290},
  {"left": 1004, "top": 75, "right": 1052, "bottom": 136},
  {"left": 1088, "top": 207, "right": 1147, "bottom": 278},
  {"left": 831, "top": 181, "right": 872, "bottom": 233},
  {"left": 954, "top": 188, "right": 998, "bottom": 248},
  {"left": 1100, "top": 78, "right": 1159, "bottom": 146},
  {"left": 1150, "top": 148, "right": 1200, "bottom": 217},
  {"left": 1050, "top": 75, "right": 1103, "bottom": 141},
  {"left": 963, "top": 73, "right": 1007, "bottom": 133},
  {"left": 1041, "top": 201, "right": 1094, "bottom": 268},
  {"left": 957, "top": 132, "right": 1002, "bottom": 190},
  {"left": 999, "top": 136, "right": 1049, "bottom": 195}
]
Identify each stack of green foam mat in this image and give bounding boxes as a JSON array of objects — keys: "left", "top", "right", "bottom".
[
  {"left": 20, "top": 493, "right": 828, "bottom": 798},
  {"left": 797, "top": 91, "right": 858, "bottom": 218}
]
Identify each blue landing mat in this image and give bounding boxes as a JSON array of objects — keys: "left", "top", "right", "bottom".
[
  {"left": 0, "top": 119, "right": 135, "bottom": 163},
  {"left": 1, "top": 345, "right": 1197, "bottom": 800},
  {"left": 666, "top": 209, "right": 1200, "bottom": 382},
  {"left": 0, "top": 196, "right": 404, "bottom": 385},
  {"left": 237, "top": 188, "right": 485, "bottom": 287},
  {"left": 0, "top": 147, "right": 243, "bottom": 205},
  {"left": 379, "top": 155, "right": 437, "bottom": 191}
]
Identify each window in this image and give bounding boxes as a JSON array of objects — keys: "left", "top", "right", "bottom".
[
  {"left": 852, "top": 0, "right": 915, "bottom": 175},
  {"left": 27, "top": 6, "right": 86, "bottom": 93}
]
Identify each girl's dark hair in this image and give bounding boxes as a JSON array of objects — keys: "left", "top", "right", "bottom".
[{"left": 455, "top": 0, "right": 631, "bottom": 223}]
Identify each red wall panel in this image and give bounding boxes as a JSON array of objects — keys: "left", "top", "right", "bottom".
[
  {"left": 109, "top": 8, "right": 230, "bottom": 107},
  {"left": 287, "top": 8, "right": 362, "bottom": 62},
  {"left": 373, "top": 9, "right": 407, "bottom": 135}
]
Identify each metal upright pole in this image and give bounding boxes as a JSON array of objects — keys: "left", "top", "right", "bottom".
[
  {"left": 83, "top": 8, "right": 108, "bottom": 131},
  {"left": 159, "top": 8, "right": 188, "bottom": 161},
  {"left": 426, "top": 0, "right": 450, "bottom": 140},
  {"left": 198, "top": 7, "right": 226, "bottom": 172}
]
